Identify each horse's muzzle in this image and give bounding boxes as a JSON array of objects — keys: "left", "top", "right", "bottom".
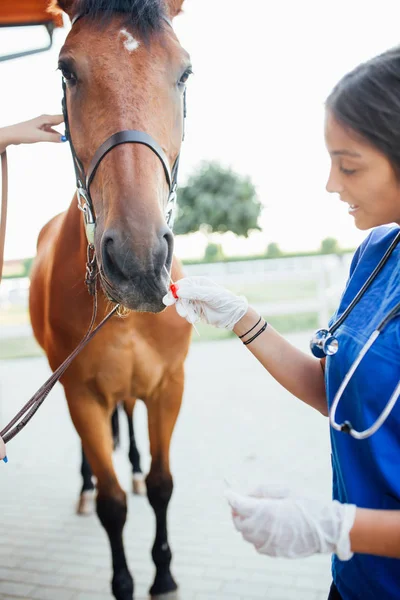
[{"left": 99, "top": 227, "right": 173, "bottom": 312}]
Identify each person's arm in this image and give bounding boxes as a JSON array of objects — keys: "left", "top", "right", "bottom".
[
  {"left": 350, "top": 508, "right": 400, "bottom": 558},
  {"left": 0, "top": 435, "right": 7, "bottom": 463},
  {"left": 163, "top": 277, "right": 328, "bottom": 415},
  {"left": 233, "top": 306, "right": 327, "bottom": 414},
  {"left": 0, "top": 114, "right": 65, "bottom": 154},
  {"left": 225, "top": 486, "right": 400, "bottom": 560}
]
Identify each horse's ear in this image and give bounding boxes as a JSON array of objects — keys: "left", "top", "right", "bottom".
[
  {"left": 165, "top": 0, "right": 185, "bottom": 19},
  {"left": 48, "top": 0, "right": 76, "bottom": 19}
]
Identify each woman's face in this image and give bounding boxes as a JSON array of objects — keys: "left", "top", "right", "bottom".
[{"left": 324, "top": 110, "right": 400, "bottom": 229}]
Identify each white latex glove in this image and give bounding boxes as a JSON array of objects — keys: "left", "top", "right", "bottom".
[
  {"left": 225, "top": 488, "right": 356, "bottom": 560},
  {"left": 162, "top": 276, "right": 248, "bottom": 330},
  {"left": 0, "top": 436, "right": 7, "bottom": 462}
]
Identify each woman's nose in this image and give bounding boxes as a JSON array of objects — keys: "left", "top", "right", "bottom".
[{"left": 326, "top": 167, "right": 344, "bottom": 194}]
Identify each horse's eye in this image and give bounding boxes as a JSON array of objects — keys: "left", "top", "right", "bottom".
[
  {"left": 58, "top": 63, "right": 77, "bottom": 85},
  {"left": 179, "top": 68, "right": 193, "bottom": 86}
]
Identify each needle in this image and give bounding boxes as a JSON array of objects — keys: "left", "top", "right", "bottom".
[{"left": 163, "top": 266, "right": 200, "bottom": 336}]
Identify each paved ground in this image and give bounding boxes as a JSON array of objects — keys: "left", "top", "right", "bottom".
[{"left": 0, "top": 331, "right": 333, "bottom": 600}]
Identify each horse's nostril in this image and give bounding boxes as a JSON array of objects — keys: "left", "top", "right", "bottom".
[
  {"left": 162, "top": 228, "right": 174, "bottom": 271},
  {"left": 102, "top": 232, "right": 120, "bottom": 277},
  {"left": 104, "top": 235, "right": 114, "bottom": 253},
  {"left": 163, "top": 229, "right": 173, "bottom": 247}
]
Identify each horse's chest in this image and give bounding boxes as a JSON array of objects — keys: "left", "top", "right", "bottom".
[{"left": 90, "top": 327, "right": 166, "bottom": 401}]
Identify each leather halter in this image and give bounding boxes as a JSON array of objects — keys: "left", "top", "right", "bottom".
[{"left": 62, "top": 12, "right": 185, "bottom": 243}]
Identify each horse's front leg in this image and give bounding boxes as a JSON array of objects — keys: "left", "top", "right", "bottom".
[
  {"left": 67, "top": 389, "right": 134, "bottom": 600},
  {"left": 145, "top": 377, "right": 183, "bottom": 596},
  {"left": 77, "top": 409, "right": 120, "bottom": 516}
]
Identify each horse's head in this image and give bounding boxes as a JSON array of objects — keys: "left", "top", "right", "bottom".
[{"left": 51, "top": 0, "right": 190, "bottom": 312}]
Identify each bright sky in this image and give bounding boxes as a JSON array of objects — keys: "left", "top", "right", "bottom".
[{"left": 1, "top": 0, "right": 400, "bottom": 260}]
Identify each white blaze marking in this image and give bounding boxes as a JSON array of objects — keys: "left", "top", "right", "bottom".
[{"left": 120, "top": 29, "right": 140, "bottom": 53}]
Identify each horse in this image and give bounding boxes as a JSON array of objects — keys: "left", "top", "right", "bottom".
[
  {"left": 29, "top": 1, "right": 192, "bottom": 598},
  {"left": 79, "top": 401, "right": 146, "bottom": 516}
]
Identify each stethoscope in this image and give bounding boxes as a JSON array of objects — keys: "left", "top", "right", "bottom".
[{"left": 310, "top": 230, "right": 400, "bottom": 440}]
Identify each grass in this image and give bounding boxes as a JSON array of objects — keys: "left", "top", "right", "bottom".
[
  {"left": 192, "top": 311, "right": 318, "bottom": 342},
  {"left": 226, "top": 280, "right": 317, "bottom": 303},
  {"left": 0, "top": 279, "right": 319, "bottom": 359},
  {"left": 0, "top": 336, "right": 43, "bottom": 360},
  {"left": 0, "top": 311, "right": 318, "bottom": 360}
]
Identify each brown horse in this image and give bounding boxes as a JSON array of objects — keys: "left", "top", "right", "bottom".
[{"left": 29, "top": 1, "right": 192, "bottom": 598}]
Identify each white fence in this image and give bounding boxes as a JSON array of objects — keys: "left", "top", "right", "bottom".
[
  {"left": 184, "top": 253, "right": 353, "bottom": 327},
  {"left": 1, "top": 252, "right": 353, "bottom": 330},
  {"left": 0, "top": 277, "right": 30, "bottom": 308}
]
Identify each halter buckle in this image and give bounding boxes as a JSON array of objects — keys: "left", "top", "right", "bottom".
[
  {"left": 77, "top": 183, "right": 95, "bottom": 244},
  {"left": 165, "top": 185, "right": 177, "bottom": 229}
]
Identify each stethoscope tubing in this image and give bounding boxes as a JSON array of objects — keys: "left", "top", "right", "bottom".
[
  {"left": 329, "top": 304, "right": 400, "bottom": 439},
  {"left": 313, "top": 229, "right": 400, "bottom": 439}
]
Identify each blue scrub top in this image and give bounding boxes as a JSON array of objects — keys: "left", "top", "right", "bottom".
[{"left": 325, "top": 225, "right": 400, "bottom": 599}]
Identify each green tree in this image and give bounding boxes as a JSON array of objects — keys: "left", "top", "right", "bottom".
[
  {"left": 174, "top": 161, "right": 262, "bottom": 238},
  {"left": 266, "top": 242, "right": 282, "bottom": 258},
  {"left": 320, "top": 237, "right": 340, "bottom": 254}
]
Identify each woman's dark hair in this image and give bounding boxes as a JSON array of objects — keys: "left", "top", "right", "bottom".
[{"left": 326, "top": 46, "right": 400, "bottom": 177}]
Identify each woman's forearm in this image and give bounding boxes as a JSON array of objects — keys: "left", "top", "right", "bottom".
[
  {"left": 351, "top": 508, "right": 400, "bottom": 557},
  {"left": 233, "top": 307, "right": 328, "bottom": 414}
]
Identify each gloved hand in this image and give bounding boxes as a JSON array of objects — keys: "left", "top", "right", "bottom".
[
  {"left": 225, "top": 487, "right": 356, "bottom": 560},
  {"left": 162, "top": 276, "right": 248, "bottom": 330}
]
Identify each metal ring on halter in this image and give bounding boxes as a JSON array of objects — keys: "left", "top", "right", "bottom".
[
  {"left": 165, "top": 186, "right": 177, "bottom": 228},
  {"left": 76, "top": 183, "right": 89, "bottom": 212},
  {"left": 76, "top": 185, "right": 95, "bottom": 243}
]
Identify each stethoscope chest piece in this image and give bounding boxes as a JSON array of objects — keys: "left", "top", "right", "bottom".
[{"left": 310, "top": 328, "right": 339, "bottom": 358}]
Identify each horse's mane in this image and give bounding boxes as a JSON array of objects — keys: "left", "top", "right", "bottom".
[{"left": 52, "top": 0, "right": 167, "bottom": 36}]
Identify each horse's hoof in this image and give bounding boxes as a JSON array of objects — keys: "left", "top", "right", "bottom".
[
  {"left": 149, "top": 571, "right": 178, "bottom": 597},
  {"left": 132, "top": 472, "right": 146, "bottom": 496},
  {"left": 112, "top": 568, "right": 134, "bottom": 600},
  {"left": 76, "top": 489, "right": 96, "bottom": 516}
]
